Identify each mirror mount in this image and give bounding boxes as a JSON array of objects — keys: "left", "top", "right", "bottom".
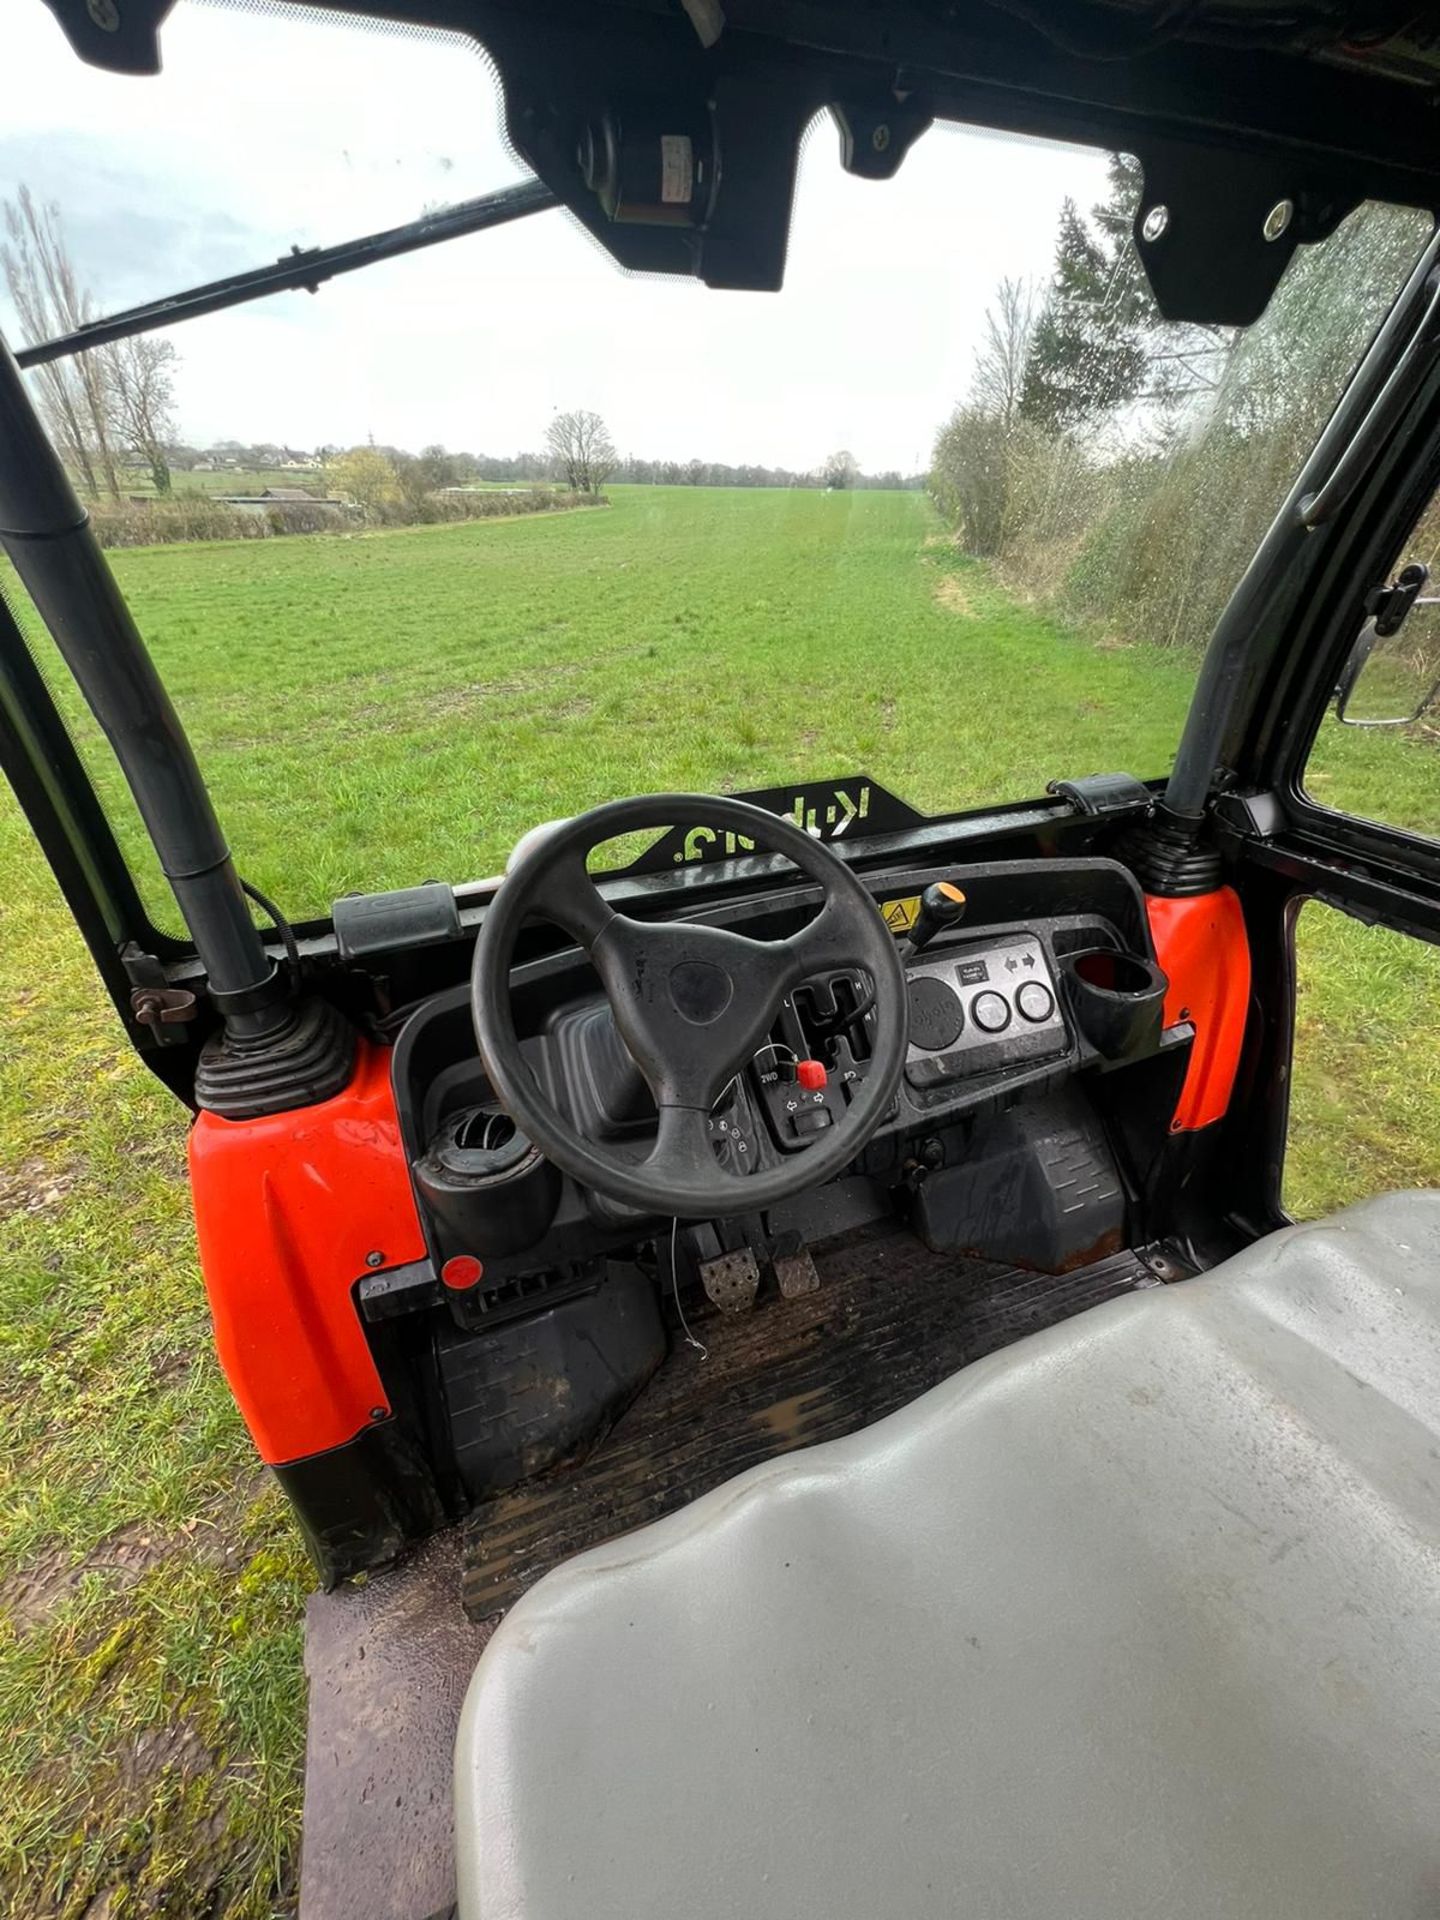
[{"left": 1336, "top": 566, "right": 1440, "bottom": 726}]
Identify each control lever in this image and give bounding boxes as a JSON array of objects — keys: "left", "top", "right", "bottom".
[{"left": 905, "top": 882, "right": 967, "bottom": 955}]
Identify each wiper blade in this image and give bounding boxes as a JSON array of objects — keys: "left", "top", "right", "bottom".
[{"left": 14, "top": 176, "right": 559, "bottom": 369}]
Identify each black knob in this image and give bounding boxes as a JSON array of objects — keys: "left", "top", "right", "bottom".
[{"left": 909, "top": 882, "right": 967, "bottom": 953}]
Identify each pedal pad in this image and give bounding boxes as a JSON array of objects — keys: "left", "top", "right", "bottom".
[
  {"left": 773, "top": 1248, "right": 820, "bottom": 1299},
  {"left": 699, "top": 1248, "right": 760, "bottom": 1313}
]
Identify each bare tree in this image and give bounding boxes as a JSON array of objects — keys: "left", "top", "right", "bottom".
[
  {"left": 1, "top": 186, "right": 120, "bottom": 498},
  {"left": 417, "top": 443, "right": 458, "bottom": 489},
  {"left": 971, "top": 277, "right": 1036, "bottom": 428},
  {"left": 106, "top": 335, "right": 177, "bottom": 495},
  {"left": 546, "top": 409, "right": 616, "bottom": 494}
]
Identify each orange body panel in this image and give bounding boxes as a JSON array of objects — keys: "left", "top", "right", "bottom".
[
  {"left": 188, "top": 1039, "right": 425, "bottom": 1464},
  {"left": 1145, "top": 887, "right": 1252, "bottom": 1132}
]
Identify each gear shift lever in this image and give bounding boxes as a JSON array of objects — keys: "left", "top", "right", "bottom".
[{"left": 907, "top": 881, "right": 967, "bottom": 955}]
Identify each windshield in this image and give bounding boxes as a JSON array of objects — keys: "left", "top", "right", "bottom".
[{"left": 2, "top": 1, "right": 1433, "bottom": 931}]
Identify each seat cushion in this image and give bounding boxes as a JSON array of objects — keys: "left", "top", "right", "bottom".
[{"left": 455, "top": 1192, "right": 1440, "bottom": 1920}]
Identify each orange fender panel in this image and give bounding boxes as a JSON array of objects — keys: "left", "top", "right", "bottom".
[
  {"left": 1144, "top": 887, "right": 1252, "bottom": 1133},
  {"left": 188, "top": 1039, "right": 425, "bottom": 1465}
]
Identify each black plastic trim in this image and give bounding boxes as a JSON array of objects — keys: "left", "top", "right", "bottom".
[{"left": 272, "top": 1416, "right": 447, "bottom": 1588}]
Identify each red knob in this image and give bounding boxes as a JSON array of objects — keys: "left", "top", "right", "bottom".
[
  {"left": 442, "top": 1254, "right": 485, "bottom": 1292},
  {"left": 796, "top": 1059, "right": 827, "bottom": 1091}
]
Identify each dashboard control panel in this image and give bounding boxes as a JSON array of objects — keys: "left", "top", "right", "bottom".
[{"left": 903, "top": 934, "right": 1067, "bottom": 1091}]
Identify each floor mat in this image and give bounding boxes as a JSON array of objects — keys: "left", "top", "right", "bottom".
[{"left": 461, "top": 1227, "right": 1155, "bottom": 1619}]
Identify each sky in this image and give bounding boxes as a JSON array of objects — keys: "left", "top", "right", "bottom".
[{"left": 2, "top": 0, "right": 1109, "bottom": 473}]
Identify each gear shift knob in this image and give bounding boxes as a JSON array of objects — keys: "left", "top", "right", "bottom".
[{"left": 909, "top": 881, "right": 967, "bottom": 953}]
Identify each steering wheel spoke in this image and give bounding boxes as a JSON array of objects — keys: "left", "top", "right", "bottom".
[
  {"left": 528, "top": 850, "right": 615, "bottom": 951},
  {"left": 646, "top": 1101, "right": 725, "bottom": 1185},
  {"left": 783, "top": 897, "right": 870, "bottom": 981}
]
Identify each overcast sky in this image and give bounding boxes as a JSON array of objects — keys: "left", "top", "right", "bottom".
[{"left": 3, "top": 0, "right": 1108, "bottom": 472}]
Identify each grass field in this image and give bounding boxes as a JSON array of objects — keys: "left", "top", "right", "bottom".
[
  {"left": 154, "top": 468, "right": 317, "bottom": 497},
  {"left": 1, "top": 484, "right": 1437, "bottom": 1915}
]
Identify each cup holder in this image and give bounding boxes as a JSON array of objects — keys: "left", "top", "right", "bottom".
[{"left": 1060, "top": 948, "right": 1168, "bottom": 1064}]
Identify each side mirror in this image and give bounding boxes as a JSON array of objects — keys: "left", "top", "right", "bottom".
[{"left": 1335, "top": 607, "right": 1440, "bottom": 729}]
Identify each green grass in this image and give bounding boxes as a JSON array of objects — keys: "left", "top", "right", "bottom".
[
  {"left": 158, "top": 468, "right": 318, "bottom": 497},
  {"left": 0, "top": 814, "right": 308, "bottom": 1917},
  {"left": 0, "top": 484, "right": 1436, "bottom": 1914},
  {"left": 37, "top": 489, "right": 1199, "bottom": 925}
]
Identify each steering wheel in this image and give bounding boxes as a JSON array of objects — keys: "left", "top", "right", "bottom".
[{"left": 471, "top": 794, "right": 908, "bottom": 1218}]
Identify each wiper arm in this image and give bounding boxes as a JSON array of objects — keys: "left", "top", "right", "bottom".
[{"left": 14, "top": 176, "right": 559, "bottom": 369}]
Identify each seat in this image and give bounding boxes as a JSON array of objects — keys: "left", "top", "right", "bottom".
[{"left": 454, "top": 1193, "right": 1440, "bottom": 1920}]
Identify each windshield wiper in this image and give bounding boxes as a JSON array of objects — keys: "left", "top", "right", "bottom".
[{"left": 14, "top": 177, "right": 559, "bottom": 370}]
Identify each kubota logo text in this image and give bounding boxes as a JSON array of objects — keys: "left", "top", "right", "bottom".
[{"left": 672, "top": 784, "right": 873, "bottom": 863}]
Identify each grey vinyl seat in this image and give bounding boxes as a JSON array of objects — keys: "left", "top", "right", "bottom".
[{"left": 454, "top": 1192, "right": 1440, "bottom": 1920}]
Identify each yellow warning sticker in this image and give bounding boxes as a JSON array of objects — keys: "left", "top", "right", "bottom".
[{"left": 881, "top": 895, "right": 921, "bottom": 936}]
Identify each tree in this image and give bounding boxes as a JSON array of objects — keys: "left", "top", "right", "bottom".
[
  {"left": 546, "top": 409, "right": 616, "bottom": 493},
  {"left": 1, "top": 185, "right": 121, "bottom": 498},
  {"left": 325, "top": 445, "right": 399, "bottom": 513},
  {"left": 1021, "top": 156, "right": 1234, "bottom": 434},
  {"left": 1020, "top": 194, "right": 1147, "bottom": 432},
  {"left": 971, "top": 278, "right": 1037, "bottom": 429},
  {"left": 391, "top": 452, "right": 435, "bottom": 511},
  {"left": 930, "top": 405, "right": 1024, "bottom": 556},
  {"left": 106, "top": 335, "right": 178, "bottom": 495},
  {"left": 417, "top": 443, "right": 458, "bottom": 490},
  {"left": 822, "top": 449, "right": 859, "bottom": 489}
]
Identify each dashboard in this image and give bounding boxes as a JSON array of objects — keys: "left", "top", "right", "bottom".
[{"left": 386, "top": 855, "right": 1175, "bottom": 1293}]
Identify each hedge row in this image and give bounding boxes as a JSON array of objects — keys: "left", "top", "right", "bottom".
[{"left": 86, "top": 488, "right": 605, "bottom": 551}]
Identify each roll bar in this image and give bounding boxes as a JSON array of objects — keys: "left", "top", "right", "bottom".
[{"left": 0, "top": 335, "right": 285, "bottom": 1035}]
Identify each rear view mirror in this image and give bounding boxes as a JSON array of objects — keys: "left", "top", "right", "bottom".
[{"left": 1335, "top": 609, "right": 1440, "bottom": 729}]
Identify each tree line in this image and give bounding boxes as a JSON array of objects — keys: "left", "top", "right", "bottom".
[
  {"left": 930, "top": 157, "right": 1430, "bottom": 651},
  {"left": 166, "top": 432, "right": 920, "bottom": 495}
]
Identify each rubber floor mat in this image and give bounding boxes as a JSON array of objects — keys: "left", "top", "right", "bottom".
[{"left": 461, "top": 1227, "right": 1155, "bottom": 1619}]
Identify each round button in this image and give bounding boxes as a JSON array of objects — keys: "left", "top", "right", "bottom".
[
  {"left": 1016, "top": 980, "right": 1055, "bottom": 1024},
  {"left": 907, "top": 976, "right": 965, "bottom": 1051},
  {"left": 970, "top": 990, "right": 1011, "bottom": 1034}
]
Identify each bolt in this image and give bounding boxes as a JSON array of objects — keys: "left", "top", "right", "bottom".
[
  {"left": 369, "top": 1406, "right": 387, "bottom": 1422},
  {"left": 871, "top": 124, "right": 891, "bottom": 154},
  {"left": 365, "top": 1249, "right": 384, "bottom": 1268},
  {"left": 1140, "top": 204, "right": 1169, "bottom": 244},
  {"left": 87, "top": 0, "right": 120, "bottom": 29},
  {"left": 1262, "top": 198, "right": 1294, "bottom": 243}
]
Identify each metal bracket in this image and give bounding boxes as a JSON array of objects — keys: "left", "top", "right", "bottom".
[
  {"left": 1366, "top": 561, "right": 1430, "bottom": 639},
  {"left": 1212, "top": 789, "right": 1286, "bottom": 839},
  {"left": 129, "top": 983, "right": 197, "bottom": 1038},
  {"left": 832, "top": 99, "right": 932, "bottom": 182},
  {"left": 122, "top": 945, "right": 197, "bottom": 1046},
  {"left": 1132, "top": 142, "right": 1355, "bottom": 327}
]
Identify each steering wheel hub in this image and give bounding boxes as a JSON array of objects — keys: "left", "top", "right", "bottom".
[{"left": 668, "top": 959, "right": 733, "bottom": 1024}]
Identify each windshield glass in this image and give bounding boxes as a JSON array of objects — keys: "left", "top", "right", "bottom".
[{"left": 2, "top": 1, "right": 1433, "bottom": 930}]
